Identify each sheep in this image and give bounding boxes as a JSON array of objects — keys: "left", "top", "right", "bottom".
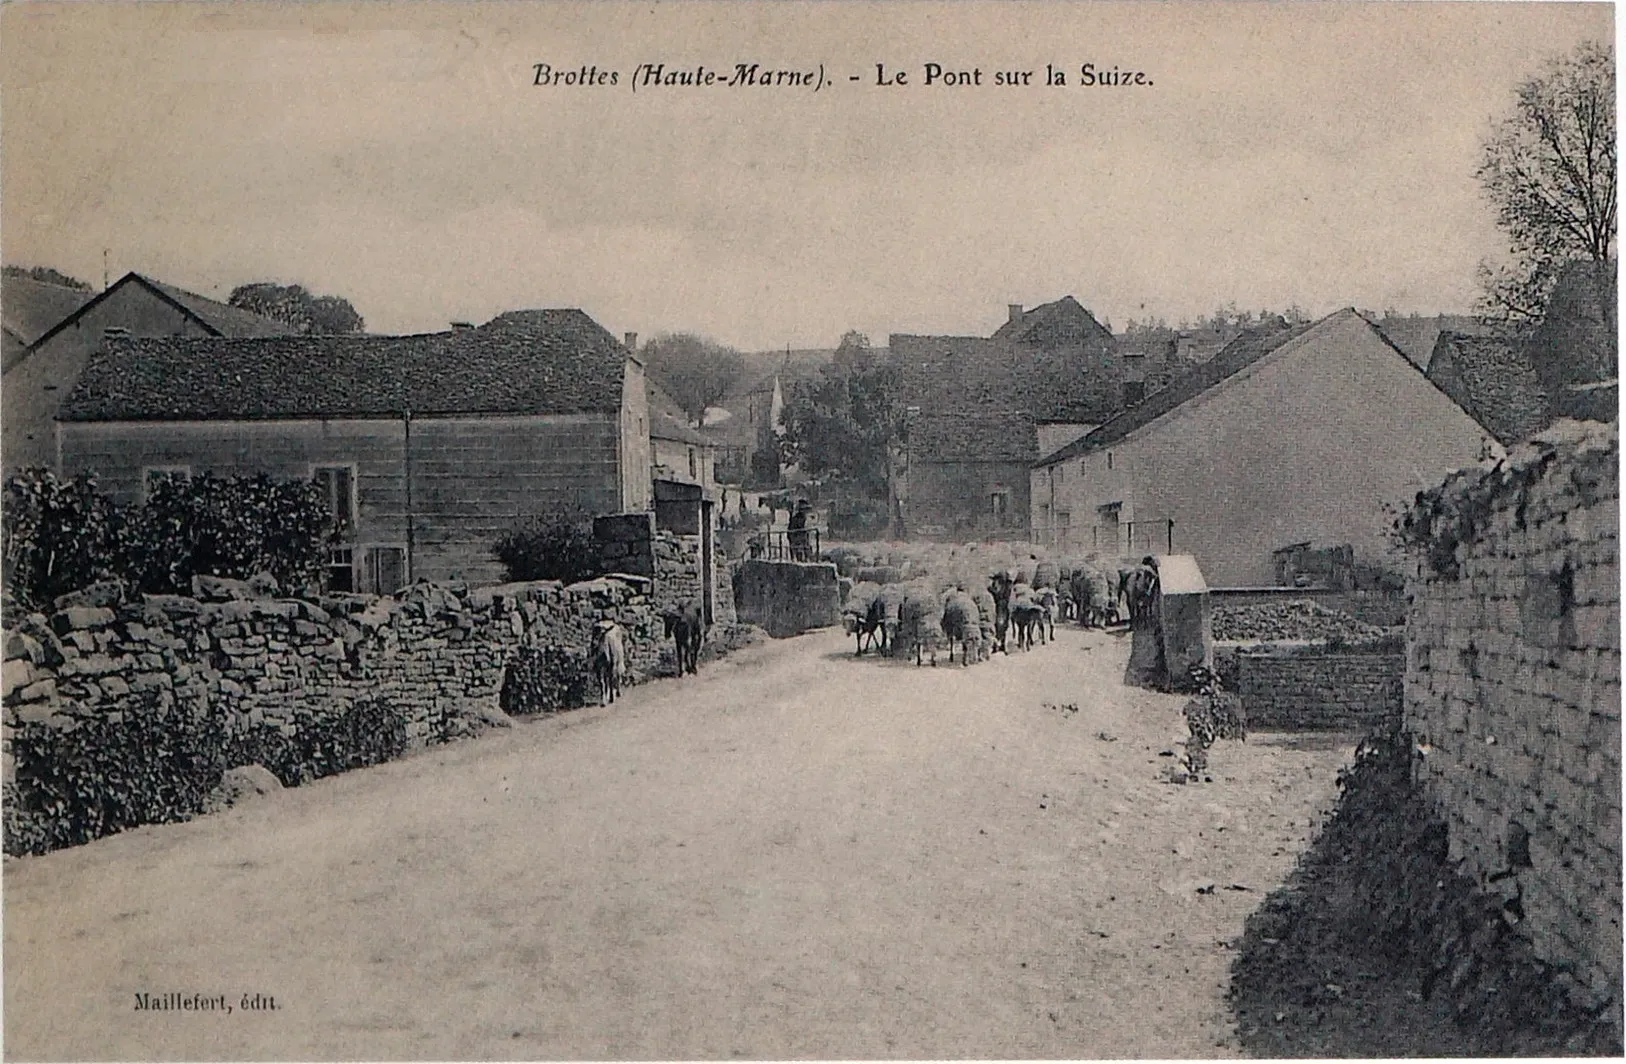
[
  {"left": 940, "top": 589, "right": 982, "bottom": 666},
  {"left": 590, "top": 620, "right": 627, "bottom": 706},
  {"left": 972, "top": 585, "right": 999, "bottom": 655},
  {"left": 896, "top": 582, "right": 945, "bottom": 666}
]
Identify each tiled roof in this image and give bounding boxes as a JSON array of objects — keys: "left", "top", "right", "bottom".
[
  {"left": 1370, "top": 314, "right": 1485, "bottom": 370},
  {"left": 2, "top": 276, "right": 93, "bottom": 357},
  {"left": 992, "top": 295, "right": 1113, "bottom": 346},
  {"left": 61, "top": 309, "right": 629, "bottom": 422},
  {"left": 1036, "top": 315, "right": 1319, "bottom": 465},
  {"left": 1427, "top": 332, "right": 1551, "bottom": 444},
  {"left": 909, "top": 411, "right": 1038, "bottom": 463},
  {"left": 24, "top": 272, "right": 292, "bottom": 359},
  {"left": 143, "top": 277, "right": 290, "bottom": 338}
]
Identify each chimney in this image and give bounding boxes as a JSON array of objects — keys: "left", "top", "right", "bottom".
[
  {"left": 1008, "top": 304, "right": 1024, "bottom": 324},
  {"left": 624, "top": 331, "right": 638, "bottom": 353},
  {"left": 450, "top": 321, "right": 474, "bottom": 330}
]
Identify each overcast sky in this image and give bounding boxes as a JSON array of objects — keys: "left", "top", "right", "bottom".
[{"left": 1, "top": 1, "right": 1613, "bottom": 350}]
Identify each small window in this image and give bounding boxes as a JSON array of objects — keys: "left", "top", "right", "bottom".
[
  {"left": 990, "top": 490, "right": 1010, "bottom": 526},
  {"left": 1057, "top": 510, "right": 1071, "bottom": 530},
  {"left": 313, "top": 465, "right": 356, "bottom": 534},
  {"left": 327, "top": 547, "right": 355, "bottom": 593},
  {"left": 1107, "top": 451, "right": 1114, "bottom": 471},
  {"left": 1055, "top": 464, "right": 1065, "bottom": 486},
  {"left": 688, "top": 448, "right": 697, "bottom": 479}
]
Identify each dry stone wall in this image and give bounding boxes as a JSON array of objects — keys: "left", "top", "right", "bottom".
[
  {"left": 1403, "top": 420, "right": 1620, "bottom": 1027},
  {"left": 3, "top": 574, "right": 668, "bottom": 786}
]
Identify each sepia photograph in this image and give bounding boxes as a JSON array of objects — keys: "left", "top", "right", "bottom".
[{"left": 0, "top": 1, "right": 1619, "bottom": 1059}]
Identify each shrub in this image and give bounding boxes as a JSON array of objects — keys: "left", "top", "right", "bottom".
[
  {"left": 4, "top": 694, "right": 230, "bottom": 855},
  {"left": 495, "top": 512, "right": 599, "bottom": 584},
  {"left": 2, "top": 469, "right": 338, "bottom": 607},
  {"left": 123, "top": 472, "right": 334, "bottom": 595},
  {"left": 227, "top": 699, "right": 409, "bottom": 787},
  {"left": 499, "top": 645, "right": 593, "bottom": 714},
  {"left": 2, "top": 470, "right": 124, "bottom": 611}
]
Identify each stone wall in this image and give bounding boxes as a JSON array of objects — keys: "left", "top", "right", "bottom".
[
  {"left": 1215, "top": 642, "right": 1403, "bottom": 731},
  {"left": 1402, "top": 420, "right": 1620, "bottom": 1028},
  {"left": 3, "top": 574, "right": 667, "bottom": 787},
  {"left": 733, "top": 559, "right": 841, "bottom": 638}
]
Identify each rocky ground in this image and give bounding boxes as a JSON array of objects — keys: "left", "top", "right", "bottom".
[{"left": 6, "top": 625, "right": 1356, "bottom": 1060}]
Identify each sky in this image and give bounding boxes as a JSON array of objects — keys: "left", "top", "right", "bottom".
[{"left": 1, "top": 1, "right": 1614, "bottom": 351}]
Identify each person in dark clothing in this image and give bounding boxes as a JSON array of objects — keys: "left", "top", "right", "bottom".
[{"left": 788, "top": 499, "right": 811, "bottom": 561}]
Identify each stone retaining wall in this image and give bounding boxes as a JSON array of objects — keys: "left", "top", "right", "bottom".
[
  {"left": 1403, "top": 420, "right": 1620, "bottom": 1029},
  {"left": 732, "top": 559, "right": 841, "bottom": 638},
  {"left": 1214, "top": 641, "right": 1403, "bottom": 731}
]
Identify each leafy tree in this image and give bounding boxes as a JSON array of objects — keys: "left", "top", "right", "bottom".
[
  {"left": 494, "top": 510, "right": 600, "bottom": 584},
  {"left": 640, "top": 333, "right": 748, "bottom": 426},
  {"left": 2, "top": 265, "right": 92, "bottom": 291},
  {"left": 228, "top": 282, "right": 366, "bottom": 334},
  {"left": 1476, "top": 41, "right": 1616, "bottom": 335},
  {"left": 779, "top": 332, "right": 900, "bottom": 497}
]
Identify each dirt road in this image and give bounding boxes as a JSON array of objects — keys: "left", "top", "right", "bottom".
[{"left": 4, "top": 626, "right": 1354, "bottom": 1060}]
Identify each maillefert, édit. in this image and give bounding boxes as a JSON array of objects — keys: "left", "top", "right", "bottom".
[{"left": 133, "top": 992, "right": 233, "bottom": 1013}]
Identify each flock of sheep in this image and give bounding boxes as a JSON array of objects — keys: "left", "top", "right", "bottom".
[{"left": 826, "top": 544, "right": 1134, "bottom": 667}]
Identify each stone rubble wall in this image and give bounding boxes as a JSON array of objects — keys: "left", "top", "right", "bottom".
[
  {"left": 2, "top": 574, "right": 669, "bottom": 784},
  {"left": 1403, "top": 421, "right": 1621, "bottom": 1027}
]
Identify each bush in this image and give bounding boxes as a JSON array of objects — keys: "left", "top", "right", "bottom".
[
  {"left": 2, "top": 470, "right": 124, "bottom": 611},
  {"left": 3, "top": 695, "right": 412, "bottom": 856},
  {"left": 124, "top": 472, "right": 334, "bottom": 595},
  {"left": 4, "top": 694, "right": 230, "bottom": 855},
  {"left": 495, "top": 512, "right": 599, "bottom": 584},
  {"left": 2, "top": 469, "right": 338, "bottom": 607},
  {"left": 499, "top": 645, "right": 593, "bottom": 714},
  {"left": 229, "top": 698, "right": 409, "bottom": 787}
]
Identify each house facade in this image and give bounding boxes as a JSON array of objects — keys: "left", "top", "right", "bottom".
[
  {"left": 3, "top": 272, "right": 288, "bottom": 471},
  {"left": 886, "top": 296, "right": 1129, "bottom": 539},
  {"left": 57, "top": 310, "right": 651, "bottom": 590},
  {"left": 1030, "top": 309, "right": 1500, "bottom": 585}
]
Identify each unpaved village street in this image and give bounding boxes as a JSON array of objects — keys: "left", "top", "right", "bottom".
[{"left": 5, "top": 627, "right": 1355, "bottom": 1060}]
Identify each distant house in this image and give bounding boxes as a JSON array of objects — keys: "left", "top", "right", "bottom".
[
  {"left": 1426, "top": 332, "right": 1552, "bottom": 445},
  {"left": 887, "top": 296, "right": 1130, "bottom": 538},
  {"left": 1030, "top": 309, "right": 1500, "bottom": 585},
  {"left": 3, "top": 272, "right": 290, "bottom": 471},
  {"left": 648, "top": 379, "right": 716, "bottom": 493},
  {"left": 701, "top": 363, "right": 785, "bottom": 487},
  {"left": 56, "top": 310, "right": 652, "bottom": 590},
  {"left": 900, "top": 411, "right": 1037, "bottom": 540},
  {"left": 2, "top": 275, "right": 93, "bottom": 372}
]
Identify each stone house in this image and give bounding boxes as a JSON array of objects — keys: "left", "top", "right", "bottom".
[
  {"left": 1029, "top": 309, "right": 1501, "bottom": 584},
  {"left": 56, "top": 309, "right": 652, "bottom": 591},
  {"left": 886, "top": 296, "right": 1131, "bottom": 539},
  {"left": 3, "top": 271, "right": 290, "bottom": 471}
]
